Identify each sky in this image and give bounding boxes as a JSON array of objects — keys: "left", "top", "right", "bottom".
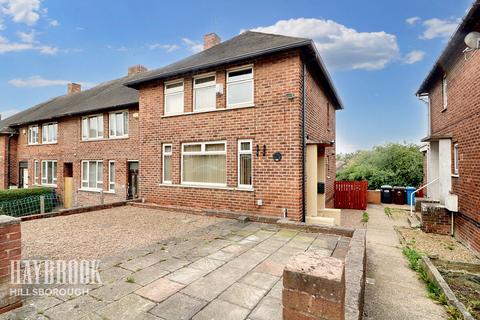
[{"left": 0, "top": 0, "right": 474, "bottom": 153}]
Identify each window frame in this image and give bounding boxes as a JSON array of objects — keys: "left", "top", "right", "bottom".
[
  {"left": 181, "top": 141, "right": 227, "bottom": 187},
  {"left": 453, "top": 143, "right": 459, "bottom": 176},
  {"left": 442, "top": 74, "right": 448, "bottom": 110},
  {"left": 237, "top": 139, "right": 253, "bottom": 189},
  {"left": 82, "top": 114, "right": 104, "bottom": 141},
  {"left": 81, "top": 160, "right": 104, "bottom": 191},
  {"left": 163, "top": 144, "right": 173, "bottom": 184},
  {"left": 108, "top": 160, "right": 115, "bottom": 192},
  {"left": 28, "top": 125, "right": 39, "bottom": 145},
  {"left": 42, "top": 123, "right": 58, "bottom": 144},
  {"left": 109, "top": 110, "right": 129, "bottom": 139},
  {"left": 34, "top": 160, "right": 39, "bottom": 185},
  {"left": 164, "top": 79, "right": 184, "bottom": 116},
  {"left": 226, "top": 65, "right": 254, "bottom": 108},
  {"left": 41, "top": 160, "right": 57, "bottom": 186},
  {"left": 193, "top": 73, "right": 217, "bottom": 112}
]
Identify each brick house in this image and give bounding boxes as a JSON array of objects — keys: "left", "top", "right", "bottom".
[
  {"left": 0, "top": 31, "right": 342, "bottom": 222},
  {"left": 416, "top": 1, "right": 480, "bottom": 254}
]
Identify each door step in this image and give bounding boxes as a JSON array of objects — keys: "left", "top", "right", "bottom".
[{"left": 408, "top": 215, "right": 421, "bottom": 228}]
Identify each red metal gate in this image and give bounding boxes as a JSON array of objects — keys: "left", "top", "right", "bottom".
[{"left": 334, "top": 181, "right": 368, "bottom": 210}]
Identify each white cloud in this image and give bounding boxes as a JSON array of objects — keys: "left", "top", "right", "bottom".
[
  {"left": 49, "top": 19, "right": 58, "bottom": 27},
  {"left": 8, "top": 75, "right": 95, "bottom": 88},
  {"left": 38, "top": 45, "right": 57, "bottom": 54},
  {"left": 249, "top": 18, "right": 400, "bottom": 70},
  {"left": 149, "top": 43, "right": 180, "bottom": 52},
  {"left": 403, "top": 50, "right": 425, "bottom": 64},
  {"left": 182, "top": 38, "right": 203, "bottom": 53},
  {"left": 420, "top": 18, "right": 459, "bottom": 40},
  {"left": 1, "top": 0, "right": 41, "bottom": 26},
  {"left": 406, "top": 16, "right": 421, "bottom": 25},
  {"left": 17, "top": 29, "right": 35, "bottom": 42}
]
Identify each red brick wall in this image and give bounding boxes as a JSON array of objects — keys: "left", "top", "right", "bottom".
[
  {"left": 427, "top": 47, "right": 480, "bottom": 253},
  {"left": 139, "top": 50, "right": 313, "bottom": 221},
  {"left": 304, "top": 66, "right": 337, "bottom": 207},
  {"left": 12, "top": 107, "right": 140, "bottom": 206}
]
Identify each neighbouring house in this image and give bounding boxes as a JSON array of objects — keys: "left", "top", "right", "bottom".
[
  {"left": 0, "top": 31, "right": 342, "bottom": 223},
  {"left": 416, "top": 0, "right": 480, "bottom": 254}
]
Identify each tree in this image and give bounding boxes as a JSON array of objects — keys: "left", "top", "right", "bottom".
[{"left": 336, "top": 143, "right": 423, "bottom": 190}]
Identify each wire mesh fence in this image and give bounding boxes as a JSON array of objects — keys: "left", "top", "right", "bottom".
[{"left": 0, "top": 194, "right": 63, "bottom": 217}]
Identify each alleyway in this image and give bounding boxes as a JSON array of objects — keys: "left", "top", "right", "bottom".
[{"left": 362, "top": 204, "right": 447, "bottom": 319}]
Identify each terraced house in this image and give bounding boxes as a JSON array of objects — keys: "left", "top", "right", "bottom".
[
  {"left": 417, "top": 1, "right": 480, "bottom": 254},
  {"left": 0, "top": 31, "right": 342, "bottom": 222}
]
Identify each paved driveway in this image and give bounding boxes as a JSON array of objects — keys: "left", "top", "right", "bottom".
[{"left": 3, "top": 216, "right": 348, "bottom": 320}]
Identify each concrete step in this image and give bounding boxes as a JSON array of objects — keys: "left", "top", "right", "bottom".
[
  {"left": 305, "top": 216, "right": 335, "bottom": 226},
  {"left": 408, "top": 215, "right": 421, "bottom": 228}
]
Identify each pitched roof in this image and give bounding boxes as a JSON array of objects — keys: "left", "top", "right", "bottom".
[
  {"left": 417, "top": 0, "right": 480, "bottom": 95},
  {"left": 126, "top": 31, "right": 343, "bottom": 109},
  {"left": 0, "top": 76, "right": 138, "bottom": 133}
]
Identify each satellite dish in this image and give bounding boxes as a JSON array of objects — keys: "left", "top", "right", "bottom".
[{"left": 464, "top": 31, "right": 480, "bottom": 49}]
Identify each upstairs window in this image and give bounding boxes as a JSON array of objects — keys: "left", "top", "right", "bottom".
[
  {"left": 453, "top": 143, "right": 459, "bottom": 176},
  {"left": 28, "top": 125, "right": 38, "bottom": 145},
  {"left": 227, "top": 67, "right": 254, "bottom": 108},
  {"left": 182, "top": 141, "right": 226, "bottom": 186},
  {"left": 109, "top": 111, "right": 128, "bottom": 138},
  {"left": 82, "top": 115, "right": 104, "bottom": 140},
  {"left": 81, "top": 160, "right": 103, "bottom": 190},
  {"left": 442, "top": 75, "right": 448, "bottom": 109},
  {"left": 42, "top": 123, "right": 58, "bottom": 144},
  {"left": 194, "top": 74, "right": 216, "bottom": 111},
  {"left": 41, "top": 160, "right": 57, "bottom": 186},
  {"left": 164, "top": 80, "right": 184, "bottom": 115}
]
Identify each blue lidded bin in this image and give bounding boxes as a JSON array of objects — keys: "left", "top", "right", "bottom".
[{"left": 406, "top": 186, "right": 416, "bottom": 205}]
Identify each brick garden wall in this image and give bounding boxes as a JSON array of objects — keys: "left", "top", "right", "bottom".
[
  {"left": 427, "top": 44, "right": 480, "bottom": 253},
  {"left": 12, "top": 106, "right": 140, "bottom": 206}
]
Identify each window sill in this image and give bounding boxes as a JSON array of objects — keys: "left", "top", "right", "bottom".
[
  {"left": 41, "top": 142, "right": 58, "bottom": 145},
  {"left": 158, "top": 183, "right": 254, "bottom": 192},
  {"left": 161, "top": 105, "right": 255, "bottom": 118},
  {"left": 27, "top": 143, "right": 39, "bottom": 146},
  {"left": 452, "top": 174, "right": 459, "bottom": 178},
  {"left": 108, "top": 136, "right": 129, "bottom": 140},
  {"left": 41, "top": 184, "right": 57, "bottom": 187},
  {"left": 441, "top": 108, "right": 447, "bottom": 113},
  {"left": 79, "top": 188, "right": 103, "bottom": 193}
]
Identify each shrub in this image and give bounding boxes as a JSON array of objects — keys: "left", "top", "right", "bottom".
[
  {"left": 0, "top": 187, "right": 54, "bottom": 202},
  {"left": 0, "top": 187, "right": 57, "bottom": 217}
]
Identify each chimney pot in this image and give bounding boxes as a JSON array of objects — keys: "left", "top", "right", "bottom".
[
  {"left": 128, "top": 65, "right": 148, "bottom": 76},
  {"left": 68, "top": 83, "right": 81, "bottom": 95},
  {"left": 203, "top": 33, "right": 221, "bottom": 50}
]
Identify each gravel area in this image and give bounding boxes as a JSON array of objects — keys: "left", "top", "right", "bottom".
[
  {"left": 398, "top": 227, "right": 480, "bottom": 264},
  {"left": 21, "top": 206, "right": 227, "bottom": 260}
]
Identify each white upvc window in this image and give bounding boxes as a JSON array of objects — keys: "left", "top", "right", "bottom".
[
  {"left": 442, "top": 75, "right": 448, "bottom": 110},
  {"left": 164, "top": 80, "right": 184, "bottom": 115},
  {"left": 227, "top": 66, "right": 254, "bottom": 108},
  {"left": 108, "top": 160, "right": 115, "bottom": 191},
  {"left": 194, "top": 74, "right": 216, "bottom": 111},
  {"left": 163, "top": 144, "right": 172, "bottom": 184},
  {"left": 42, "top": 123, "right": 58, "bottom": 144},
  {"left": 81, "top": 160, "right": 103, "bottom": 191},
  {"left": 182, "top": 141, "right": 227, "bottom": 186},
  {"left": 82, "top": 114, "right": 104, "bottom": 140},
  {"left": 238, "top": 140, "right": 253, "bottom": 188},
  {"left": 453, "top": 143, "right": 459, "bottom": 176},
  {"left": 34, "top": 160, "right": 39, "bottom": 185},
  {"left": 41, "top": 160, "right": 57, "bottom": 186},
  {"left": 28, "top": 125, "right": 39, "bottom": 145},
  {"left": 109, "top": 111, "right": 128, "bottom": 138}
]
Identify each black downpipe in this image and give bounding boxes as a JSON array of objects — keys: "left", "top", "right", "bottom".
[
  {"left": 6, "top": 133, "right": 13, "bottom": 187},
  {"left": 301, "top": 63, "right": 307, "bottom": 222}
]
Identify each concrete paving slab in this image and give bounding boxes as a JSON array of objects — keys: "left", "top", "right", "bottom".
[
  {"left": 89, "top": 281, "right": 141, "bottom": 303},
  {"left": 99, "top": 266, "right": 132, "bottom": 284},
  {"left": 156, "top": 258, "right": 190, "bottom": 272},
  {"left": 240, "top": 272, "right": 279, "bottom": 290},
  {"left": 120, "top": 254, "right": 164, "bottom": 272},
  {"left": 44, "top": 295, "right": 106, "bottom": 320},
  {"left": 135, "top": 278, "right": 184, "bottom": 303},
  {"left": 192, "top": 299, "right": 250, "bottom": 320},
  {"left": 149, "top": 293, "right": 208, "bottom": 320},
  {"left": 130, "top": 263, "right": 170, "bottom": 286},
  {"left": 166, "top": 267, "right": 209, "bottom": 285},
  {"left": 219, "top": 282, "right": 267, "bottom": 309},
  {"left": 95, "top": 293, "right": 155, "bottom": 320},
  {"left": 248, "top": 296, "right": 282, "bottom": 320},
  {"left": 189, "top": 257, "right": 226, "bottom": 272}
]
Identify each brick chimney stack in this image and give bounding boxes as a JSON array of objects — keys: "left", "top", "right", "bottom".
[
  {"left": 128, "top": 65, "right": 148, "bottom": 76},
  {"left": 67, "top": 83, "right": 81, "bottom": 95},
  {"left": 203, "top": 33, "right": 221, "bottom": 50}
]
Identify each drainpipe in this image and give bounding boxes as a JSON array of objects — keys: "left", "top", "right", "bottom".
[
  {"left": 301, "top": 63, "right": 307, "bottom": 222},
  {"left": 6, "top": 133, "right": 14, "bottom": 188}
]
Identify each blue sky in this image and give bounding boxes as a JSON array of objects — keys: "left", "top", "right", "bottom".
[{"left": 0, "top": 0, "right": 473, "bottom": 153}]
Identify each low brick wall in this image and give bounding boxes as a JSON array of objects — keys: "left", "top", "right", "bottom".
[
  {"left": 0, "top": 216, "right": 22, "bottom": 314},
  {"left": 414, "top": 198, "right": 439, "bottom": 213},
  {"left": 421, "top": 203, "right": 451, "bottom": 235},
  {"left": 282, "top": 229, "right": 367, "bottom": 320}
]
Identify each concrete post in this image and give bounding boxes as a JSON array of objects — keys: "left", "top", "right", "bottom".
[
  {"left": 100, "top": 190, "right": 104, "bottom": 205},
  {"left": 39, "top": 196, "right": 45, "bottom": 214},
  {"left": 0, "top": 215, "right": 22, "bottom": 314}
]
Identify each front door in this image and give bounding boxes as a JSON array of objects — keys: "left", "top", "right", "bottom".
[
  {"left": 19, "top": 164, "right": 29, "bottom": 189},
  {"left": 127, "top": 161, "right": 139, "bottom": 199}
]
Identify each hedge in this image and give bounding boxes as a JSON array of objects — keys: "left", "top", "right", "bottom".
[{"left": 0, "top": 187, "right": 54, "bottom": 202}]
